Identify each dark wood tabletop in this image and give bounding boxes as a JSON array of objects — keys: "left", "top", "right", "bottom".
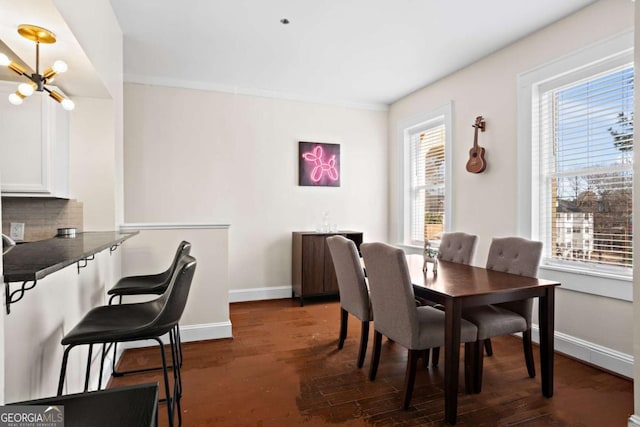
[
  {"left": 406, "top": 255, "right": 561, "bottom": 425},
  {"left": 10, "top": 383, "right": 158, "bottom": 427}
]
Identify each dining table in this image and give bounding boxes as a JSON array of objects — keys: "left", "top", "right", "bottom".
[{"left": 405, "top": 255, "right": 561, "bottom": 425}]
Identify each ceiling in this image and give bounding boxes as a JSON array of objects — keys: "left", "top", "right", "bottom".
[
  {"left": 0, "top": 1, "right": 600, "bottom": 107},
  {"left": 109, "top": 0, "right": 599, "bottom": 109}
]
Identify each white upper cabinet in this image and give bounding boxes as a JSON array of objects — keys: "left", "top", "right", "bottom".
[{"left": 0, "top": 81, "right": 70, "bottom": 198}]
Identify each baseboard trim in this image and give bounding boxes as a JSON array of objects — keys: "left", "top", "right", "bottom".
[
  {"left": 530, "top": 325, "right": 633, "bottom": 378},
  {"left": 629, "top": 415, "right": 640, "bottom": 427},
  {"left": 229, "top": 286, "right": 292, "bottom": 303},
  {"left": 117, "top": 320, "right": 233, "bottom": 352}
]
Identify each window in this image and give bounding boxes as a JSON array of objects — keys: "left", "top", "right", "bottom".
[
  {"left": 400, "top": 103, "right": 452, "bottom": 247},
  {"left": 517, "top": 30, "right": 635, "bottom": 295},
  {"left": 538, "top": 64, "right": 633, "bottom": 273}
]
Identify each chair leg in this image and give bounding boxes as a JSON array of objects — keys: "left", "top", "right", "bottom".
[
  {"left": 169, "top": 330, "right": 182, "bottom": 425},
  {"left": 369, "top": 331, "right": 382, "bottom": 381},
  {"left": 338, "top": 308, "right": 348, "bottom": 350},
  {"left": 84, "top": 344, "right": 93, "bottom": 392},
  {"left": 170, "top": 329, "right": 182, "bottom": 398},
  {"left": 357, "top": 321, "right": 369, "bottom": 368},
  {"left": 523, "top": 329, "right": 536, "bottom": 378},
  {"left": 98, "top": 343, "right": 106, "bottom": 390},
  {"left": 154, "top": 337, "right": 174, "bottom": 427},
  {"left": 474, "top": 340, "right": 485, "bottom": 394},
  {"left": 484, "top": 339, "right": 493, "bottom": 356},
  {"left": 57, "top": 345, "right": 75, "bottom": 396},
  {"left": 431, "top": 347, "right": 440, "bottom": 367},
  {"left": 402, "top": 350, "right": 420, "bottom": 410},
  {"left": 112, "top": 335, "right": 178, "bottom": 377},
  {"left": 176, "top": 324, "right": 184, "bottom": 368},
  {"left": 422, "top": 349, "right": 430, "bottom": 368}
]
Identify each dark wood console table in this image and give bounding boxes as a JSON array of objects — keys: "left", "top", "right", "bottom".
[{"left": 292, "top": 231, "right": 363, "bottom": 306}]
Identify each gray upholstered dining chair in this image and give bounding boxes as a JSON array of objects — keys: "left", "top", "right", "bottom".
[
  {"left": 462, "top": 236, "right": 543, "bottom": 393},
  {"left": 422, "top": 231, "right": 479, "bottom": 367},
  {"left": 326, "top": 235, "right": 372, "bottom": 368},
  {"left": 361, "top": 242, "right": 478, "bottom": 409},
  {"left": 437, "top": 232, "right": 478, "bottom": 264}
]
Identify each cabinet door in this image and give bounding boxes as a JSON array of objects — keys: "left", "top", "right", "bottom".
[
  {"left": 0, "top": 87, "right": 47, "bottom": 192},
  {"left": 302, "top": 235, "right": 325, "bottom": 295},
  {"left": 0, "top": 81, "right": 69, "bottom": 197}
]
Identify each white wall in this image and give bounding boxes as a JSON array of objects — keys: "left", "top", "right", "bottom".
[
  {"left": 389, "top": 0, "right": 635, "bottom": 361},
  {"left": 54, "top": 0, "right": 125, "bottom": 227},
  {"left": 123, "top": 84, "right": 389, "bottom": 294},
  {"left": 118, "top": 226, "right": 230, "bottom": 339},
  {"left": 68, "top": 97, "right": 116, "bottom": 230}
]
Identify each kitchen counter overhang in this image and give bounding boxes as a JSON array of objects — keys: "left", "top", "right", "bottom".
[
  {"left": 2, "top": 231, "right": 138, "bottom": 314},
  {"left": 2, "top": 231, "right": 138, "bottom": 283}
]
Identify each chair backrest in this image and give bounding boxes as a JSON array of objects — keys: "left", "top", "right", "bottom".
[
  {"left": 486, "top": 237, "right": 542, "bottom": 277},
  {"left": 163, "top": 241, "right": 192, "bottom": 277},
  {"left": 437, "top": 232, "right": 477, "bottom": 265},
  {"left": 326, "top": 236, "right": 371, "bottom": 321},
  {"left": 360, "top": 242, "right": 418, "bottom": 348},
  {"left": 153, "top": 254, "right": 197, "bottom": 328},
  {"left": 486, "top": 237, "right": 543, "bottom": 325}
]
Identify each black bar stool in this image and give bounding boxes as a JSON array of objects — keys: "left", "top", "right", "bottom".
[
  {"left": 58, "top": 254, "right": 197, "bottom": 427},
  {"left": 104, "top": 241, "right": 191, "bottom": 380}
]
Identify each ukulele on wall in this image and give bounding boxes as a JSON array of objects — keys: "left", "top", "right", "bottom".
[{"left": 466, "top": 115, "right": 487, "bottom": 174}]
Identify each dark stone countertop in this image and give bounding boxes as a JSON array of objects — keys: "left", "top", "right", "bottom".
[{"left": 2, "top": 231, "right": 138, "bottom": 283}]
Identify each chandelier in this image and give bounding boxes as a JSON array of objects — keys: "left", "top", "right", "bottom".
[{"left": 0, "top": 24, "right": 74, "bottom": 111}]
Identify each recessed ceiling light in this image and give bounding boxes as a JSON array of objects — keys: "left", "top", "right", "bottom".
[{"left": 280, "top": 18, "right": 290, "bottom": 25}]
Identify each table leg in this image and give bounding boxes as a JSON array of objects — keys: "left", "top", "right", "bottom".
[
  {"left": 444, "top": 299, "right": 461, "bottom": 424},
  {"left": 539, "top": 287, "right": 555, "bottom": 397}
]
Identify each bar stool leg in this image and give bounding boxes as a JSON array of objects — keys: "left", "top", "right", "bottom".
[
  {"left": 169, "top": 331, "right": 182, "bottom": 425},
  {"left": 57, "top": 345, "right": 75, "bottom": 396},
  {"left": 98, "top": 343, "right": 108, "bottom": 390},
  {"left": 154, "top": 337, "right": 174, "bottom": 427},
  {"left": 176, "top": 325, "right": 183, "bottom": 368},
  {"left": 84, "top": 344, "right": 93, "bottom": 392},
  {"left": 171, "top": 329, "right": 182, "bottom": 398}
]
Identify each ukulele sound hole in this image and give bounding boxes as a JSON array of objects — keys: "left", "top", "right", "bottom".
[{"left": 472, "top": 153, "right": 477, "bottom": 158}]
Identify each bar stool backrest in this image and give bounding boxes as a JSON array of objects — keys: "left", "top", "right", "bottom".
[
  {"left": 162, "top": 241, "right": 192, "bottom": 279},
  {"left": 153, "top": 254, "right": 197, "bottom": 329}
]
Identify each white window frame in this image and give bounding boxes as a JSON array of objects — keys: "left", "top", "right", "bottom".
[
  {"left": 397, "top": 102, "right": 453, "bottom": 251},
  {"left": 517, "top": 30, "right": 633, "bottom": 301}
]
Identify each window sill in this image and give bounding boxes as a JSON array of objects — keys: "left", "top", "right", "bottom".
[
  {"left": 538, "top": 264, "right": 632, "bottom": 302},
  {"left": 397, "top": 243, "right": 423, "bottom": 255}
]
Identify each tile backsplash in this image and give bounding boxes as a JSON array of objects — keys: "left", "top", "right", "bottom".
[{"left": 1, "top": 197, "right": 83, "bottom": 242}]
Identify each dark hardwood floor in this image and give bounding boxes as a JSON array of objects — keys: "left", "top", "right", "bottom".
[{"left": 109, "top": 298, "right": 633, "bottom": 426}]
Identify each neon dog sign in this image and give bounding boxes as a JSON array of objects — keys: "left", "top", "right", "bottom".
[{"left": 299, "top": 142, "right": 340, "bottom": 187}]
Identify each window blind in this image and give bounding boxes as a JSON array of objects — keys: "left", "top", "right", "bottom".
[
  {"left": 539, "top": 65, "right": 633, "bottom": 269},
  {"left": 409, "top": 120, "right": 446, "bottom": 244}
]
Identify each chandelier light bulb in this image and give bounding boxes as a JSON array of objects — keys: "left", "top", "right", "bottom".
[
  {"left": 8, "top": 93, "right": 23, "bottom": 105},
  {"left": 61, "top": 98, "right": 75, "bottom": 111},
  {"left": 17, "top": 83, "right": 34, "bottom": 97},
  {"left": 0, "top": 53, "right": 10, "bottom": 67},
  {"left": 52, "top": 60, "right": 67, "bottom": 73}
]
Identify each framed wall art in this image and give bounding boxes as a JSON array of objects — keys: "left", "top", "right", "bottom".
[{"left": 298, "top": 141, "right": 340, "bottom": 187}]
